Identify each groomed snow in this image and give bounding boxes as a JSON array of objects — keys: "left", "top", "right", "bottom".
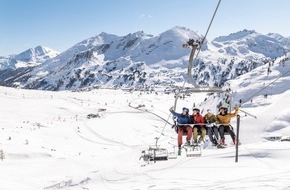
[{"left": 0, "top": 88, "right": 289, "bottom": 189}]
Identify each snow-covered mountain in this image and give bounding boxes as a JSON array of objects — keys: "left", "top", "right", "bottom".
[
  {"left": 0, "top": 46, "right": 59, "bottom": 70},
  {"left": 267, "top": 32, "right": 290, "bottom": 50},
  {"left": 0, "top": 27, "right": 288, "bottom": 91},
  {"left": 213, "top": 29, "right": 286, "bottom": 59}
]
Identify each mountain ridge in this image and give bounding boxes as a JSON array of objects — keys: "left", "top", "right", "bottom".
[{"left": 0, "top": 27, "right": 288, "bottom": 91}]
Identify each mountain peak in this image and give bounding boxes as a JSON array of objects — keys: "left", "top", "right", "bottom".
[
  {"left": 159, "top": 26, "right": 201, "bottom": 41},
  {"left": 213, "top": 29, "right": 257, "bottom": 42},
  {"left": 165, "top": 26, "right": 196, "bottom": 34},
  {"left": 267, "top": 33, "right": 285, "bottom": 40},
  {"left": 0, "top": 46, "right": 59, "bottom": 70},
  {"left": 98, "top": 32, "right": 119, "bottom": 39},
  {"left": 34, "top": 45, "right": 47, "bottom": 55},
  {"left": 172, "top": 26, "right": 191, "bottom": 32},
  {"left": 15, "top": 46, "right": 58, "bottom": 61},
  {"left": 124, "top": 31, "right": 152, "bottom": 39}
]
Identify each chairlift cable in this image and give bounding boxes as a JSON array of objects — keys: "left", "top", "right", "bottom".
[{"left": 201, "top": 0, "right": 222, "bottom": 47}]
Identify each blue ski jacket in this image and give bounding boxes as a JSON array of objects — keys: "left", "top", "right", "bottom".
[{"left": 170, "top": 110, "right": 191, "bottom": 126}]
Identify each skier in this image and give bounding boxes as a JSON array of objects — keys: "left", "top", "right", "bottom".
[
  {"left": 190, "top": 108, "right": 206, "bottom": 144},
  {"left": 169, "top": 106, "right": 192, "bottom": 154},
  {"left": 204, "top": 109, "right": 219, "bottom": 146},
  {"left": 216, "top": 106, "right": 239, "bottom": 146}
]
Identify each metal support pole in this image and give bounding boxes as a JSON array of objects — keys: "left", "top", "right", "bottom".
[
  {"left": 229, "top": 92, "right": 233, "bottom": 112},
  {"left": 235, "top": 115, "right": 240, "bottom": 163}
]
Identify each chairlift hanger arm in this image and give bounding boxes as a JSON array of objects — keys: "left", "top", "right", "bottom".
[
  {"left": 185, "top": 40, "right": 200, "bottom": 88},
  {"left": 183, "top": 0, "right": 222, "bottom": 88}
]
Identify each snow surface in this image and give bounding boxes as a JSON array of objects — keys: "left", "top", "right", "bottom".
[{"left": 1, "top": 54, "right": 290, "bottom": 189}]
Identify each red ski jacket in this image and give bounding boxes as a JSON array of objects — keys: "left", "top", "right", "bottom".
[{"left": 190, "top": 113, "right": 204, "bottom": 127}]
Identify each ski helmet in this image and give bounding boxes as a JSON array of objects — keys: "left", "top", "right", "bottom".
[
  {"left": 192, "top": 108, "right": 200, "bottom": 112},
  {"left": 182, "top": 107, "right": 189, "bottom": 113},
  {"left": 219, "top": 106, "right": 228, "bottom": 112}
]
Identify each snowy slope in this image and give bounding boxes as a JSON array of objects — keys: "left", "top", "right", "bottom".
[
  {"left": 0, "top": 27, "right": 289, "bottom": 91},
  {"left": 1, "top": 52, "right": 290, "bottom": 189},
  {"left": 200, "top": 53, "right": 290, "bottom": 144},
  {"left": 0, "top": 46, "right": 59, "bottom": 70}
]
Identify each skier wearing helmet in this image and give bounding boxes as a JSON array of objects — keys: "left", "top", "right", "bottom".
[
  {"left": 216, "top": 106, "right": 239, "bottom": 146},
  {"left": 191, "top": 108, "right": 206, "bottom": 144},
  {"left": 169, "top": 106, "right": 192, "bottom": 154}
]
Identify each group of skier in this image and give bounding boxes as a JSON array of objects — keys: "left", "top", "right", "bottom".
[{"left": 169, "top": 105, "right": 239, "bottom": 152}]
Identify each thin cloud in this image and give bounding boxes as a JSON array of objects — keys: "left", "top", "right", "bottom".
[{"left": 139, "top": 14, "right": 153, "bottom": 19}]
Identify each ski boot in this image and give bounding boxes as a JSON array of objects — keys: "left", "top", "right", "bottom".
[
  {"left": 178, "top": 148, "right": 182, "bottom": 156},
  {"left": 184, "top": 140, "right": 191, "bottom": 146},
  {"left": 220, "top": 138, "right": 225, "bottom": 146},
  {"left": 212, "top": 139, "right": 218, "bottom": 146},
  {"left": 233, "top": 138, "right": 236, "bottom": 145},
  {"left": 198, "top": 137, "right": 204, "bottom": 144}
]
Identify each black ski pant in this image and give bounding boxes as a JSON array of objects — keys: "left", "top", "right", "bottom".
[
  {"left": 219, "top": 125, "right": 235, "bottom": 141},
  {"left": 207, "top": 126, "right": 219, "bottom": 144}
]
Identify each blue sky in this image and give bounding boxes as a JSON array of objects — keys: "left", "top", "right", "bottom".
[{"left": 0, "top": 0, "right": 289, "bottom": 56}]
